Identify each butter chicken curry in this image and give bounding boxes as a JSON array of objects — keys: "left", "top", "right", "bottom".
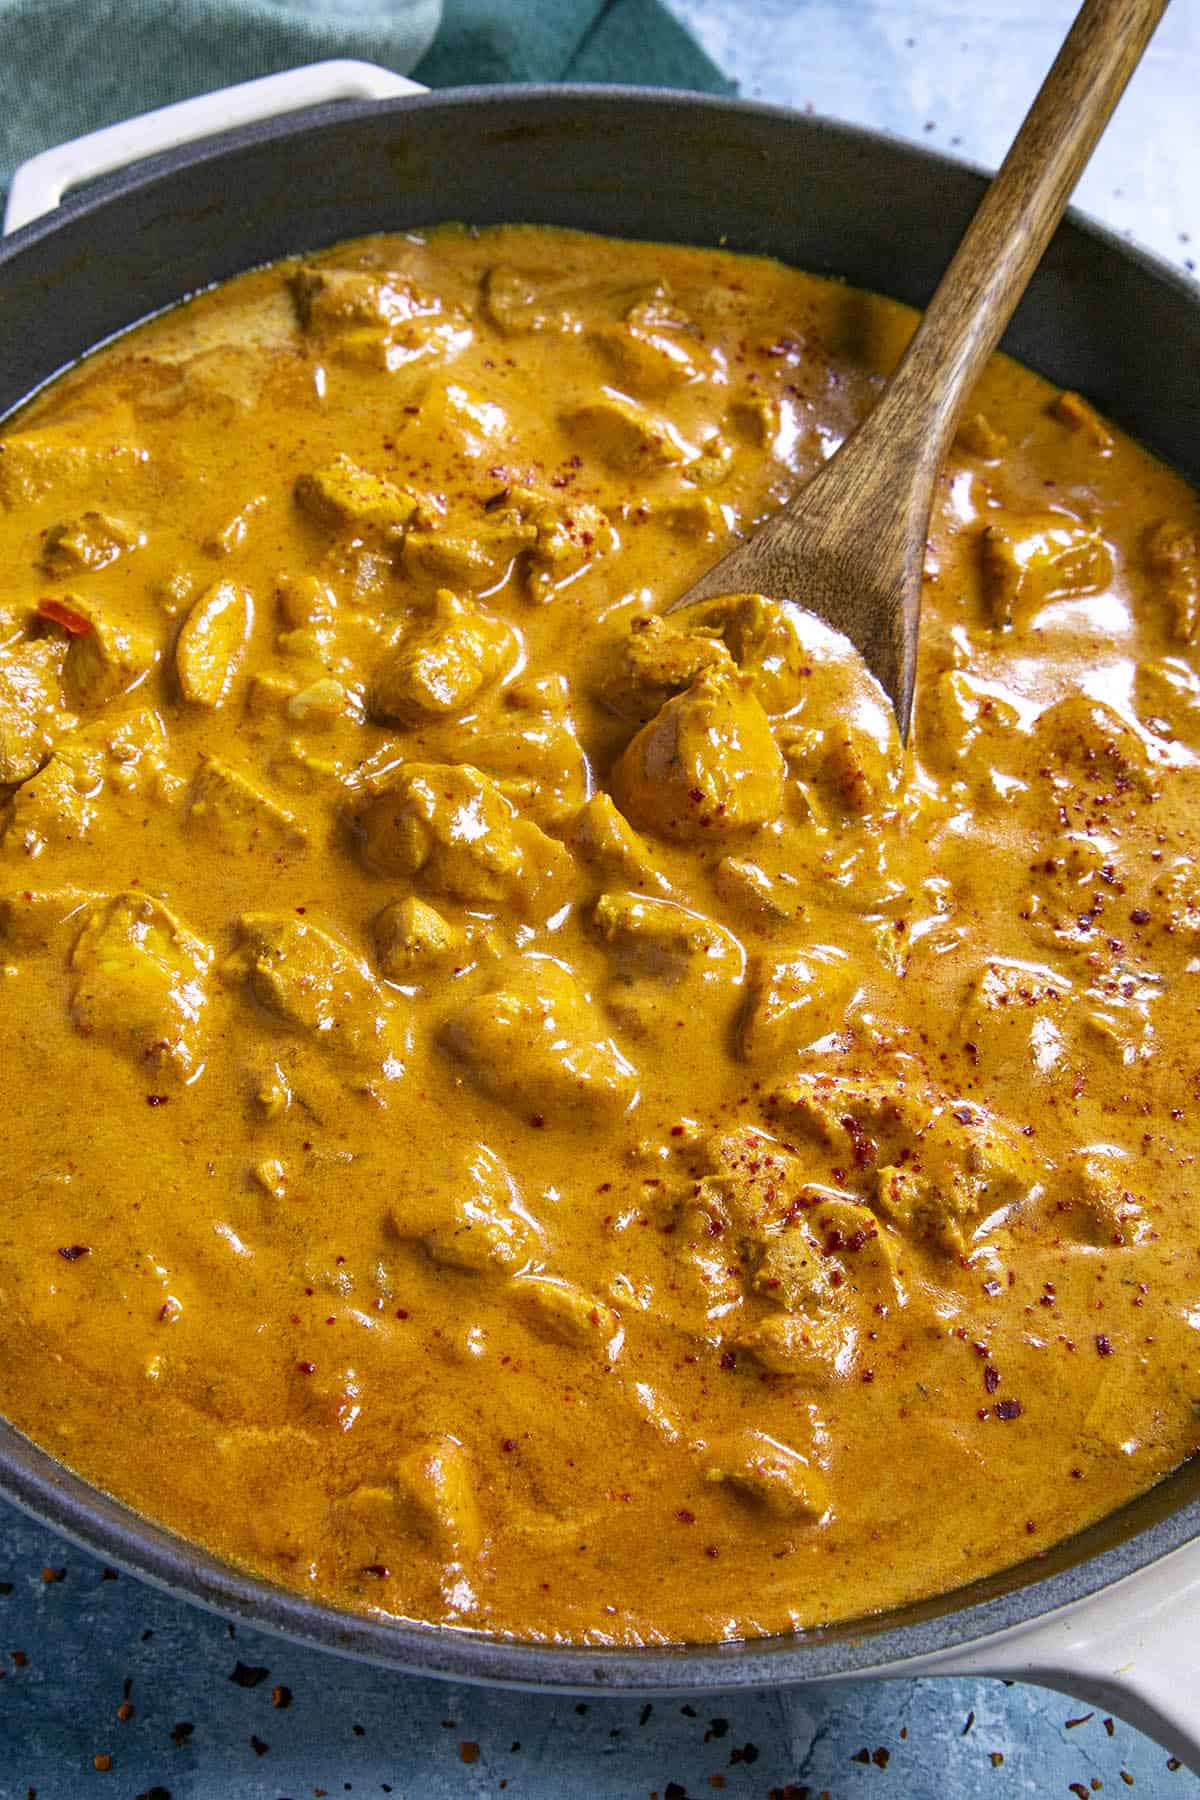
[{"left": 1, "top": 225, "right": 1198, "bottom": 1644}]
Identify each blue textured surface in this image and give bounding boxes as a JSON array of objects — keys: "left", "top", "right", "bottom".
[
  {"left": 1, "top": 1513, "right": 1197, "bottom": 1795},
  {"left": 3, "top": 2, "right": 1200, "bottom": 1794}
]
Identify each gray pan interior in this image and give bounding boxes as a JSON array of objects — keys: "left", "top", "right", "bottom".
[{"left": 0, "top": 85, "right": 1198, "bottom": 1691}]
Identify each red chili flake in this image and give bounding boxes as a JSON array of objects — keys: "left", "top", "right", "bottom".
[
  {"left": 1070, "top": 1785, "right": 1090, "bottom": 1799},
  {"left": 704, "top": 1546, "right": 720, "bottom": 1559},
  {"left": 249, "top": 1735, "right": 269, "bottom": 1758},
  {"left": 271, "top": 1685, "right": 292, "bottom": 1709},
  {"left": 994, "top": 1398, "right": 1023, "bottom": 1421},
  {"left": 295, "top": 1361, "right": 315, "bottom": 1375},
  {"left": 872, "top": 1748, "right": 891, "bottom": 1768},
  {"left": 395, "top": 1308, "right": 409, "bottom": 1320},
  {"left": 459, "top": 1743, "right": 480, "bottom": 1765},
  {"left": 530, "top": 1113, "right": 546, "bottom": 1129},
  {"left": 10, "top": 1649, "right": 26, "bottom": 1667},
  {"left": 676, "top": 1509, "right": 696, "bottom": 1525},
  {"left": 501, "top": 1438, "right": 517, "bottom": 1453},
  {"left": 1104, "top": 1718, "right": 1115, "bottom": 1737},
  {"left": 228, "top": 1662, "right": 269, "bottom": 1688},
  {"left": 93, "top": 1753, "right": 113, "bottom": 1772},
  {"left": 984, "top": 1364, "right": 1001, "bottom": 1393},
  {"left": 1130, "top": 908, "right": 1151, "bottom": 925},
  {"left": 57, "top": 1245, "right": 90, "bottom": 1262},
  {"left": 1096, "top": 1333, "right": 1114, "bottom": 1357},
  {"left": 36, "top": 597, "right": 93, "bottom": 636},
  {"left": 40, "top": 1568, "right": 64, "bottom": 1584},
  {"left": 362, "top": 1564, "right": 390, "bottom": 1579},
  {"left": 1065, "top": 1712, "right": 1095, "bottom": 1728},
  {"left": 145, "top": 1095, "right": 169, "bottom": 1107},
  {"left": 852, "top": 1748, "right": 871, "bottom": 1764},
  {"left": 718, "top": 1351, "right": 737, "bottom": 1371},
  {"left": 116, "top": 1701, "right": 134, "bottom": 1722}
]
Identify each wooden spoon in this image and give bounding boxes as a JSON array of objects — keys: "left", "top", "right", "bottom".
[{"left": 670, "top": 0, "right": 1169, "bottom": 738}]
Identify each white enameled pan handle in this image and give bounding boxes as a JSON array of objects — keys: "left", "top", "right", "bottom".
[
  {"left": 3, "top": 59, "right": 427, "bottom": 235},
  {"left": 904, "top": 1538, "right": 1200, "bottom": 1770}
]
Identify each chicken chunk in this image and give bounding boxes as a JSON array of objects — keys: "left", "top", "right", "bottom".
[
  {"left": 295, "top": 454, "right": 417, "bottom": 545},
  {"left": 368, "top": 592, "right": 513, "bottom": 725},
  {"left": 439, "top": 955, "right": 638, "bottom": 1123},
  {"left": 959, "top": 958, "right": 1072, "bottom": 1079},
  {"left": 482, "top": 264, "right": 583, "bottom": 335},
  {"left": 873, "top": 1101, "right": 1040, "bottom": 1252},
  {"left": 597, "top": 612, "right": 734, "bottom": 724},
  {"left": 1142, "top": 517, "right": 1200, "bottom": 643},
  {"left": 395, "top": 1434, "right": 483, "bottom": 1560},
  {"left": 70, "top": 892, "right": 212, "bottom": 1081},
  {"left": 695, "top": 1124, "right": 811, "bottom": 1239},
  {"left": 349, "top": 762, "right": 572, "bottom": 916},
  {"left": 223, "top": 913, "right": 397, "bottom": 1076},
  {"left": 564, "top": 392, "right": 695, "bottom": 472},
  {"left": 917, "top": 668, "right": 1022, "bottom": 784},
  {"left": 0, "top": 414, "right": 149, "bottom": 510},
  {"left": 676, "top": 592, "right": 817, "bottom": 717},
  {"left": 39, "top": 510, "right": 142, "bottom": 576},
  {"left": 613, "top": 666, "right": 785, "bottom": 841},
  {"left": 513, "top": 1273, "right": 623, "bottom": 1359},
  {"left": 38, "top": 595, "right": 152, "bottom": 711},
  {"left": 0, "top": 887, "right": 97, "bottom": 955},
  {"left": 1050, "top": 389, "right": 1114, "bottom": 453},
  {"left": 372, "top": 895, "right": 462, "bottom": 980},
  {"left": 1044, "top": 1146, "right": 1149, "bottom": 1248},
  {"left": 175, "top": 579, "right": 252, "bottom": 707},
  {"left": 733, "top": 1309, "right": 851, "bottom": 1383},
  {"left": 765, "top": 1069, "right": 1037, "bottom": 1252},
  {"left": 187, "top": 754, "right": 307, "bottom": 858},
  {"left": 401, "top": 510, "right": 536, "bottom": 590},
  {"left": 749, "top": 1220, "right": 836, "bottom": 1313},
  {"left": 737, "top": 947, "right": 854, "bottom": 1065},
  {"left": 0, "top": 637, "right": 70, "bottom": 784},
  {"left": 459, "top": 714, "right": 589, "bottom": 829},
  {"left": 291, "top": 265, "right": 471, "bottom": 372},
  {"left": 703, "top": 1430, "right": 830, "bottom": 1521},
  {"left": 387, "top": 1142, "right": 543, "bottom": 1275},
  {"left": 590, "top": 890, "right": 744, "bottom": 1037},
  {"left": 567, "top": 793, "right": 673, "bottom": 896},
  {"left": 593, "top": 296, "right": 712, "bottom": 393},
  {"left": 520, "top": 492, "right": 612, "bottom": 604},
  {"left": 1031, "top": 695, "right": 1157, "bottom": 798},
  {"left": 3, "top": 705, "right": 170, "bottom": 856},
  {"left": 978, "top": 510, "right": 1113, "bottom": 629}
]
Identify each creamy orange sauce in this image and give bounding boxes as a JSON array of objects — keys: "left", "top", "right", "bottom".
[{"left": 0, "top": 224, "right": 1199, "bottom": 1646}]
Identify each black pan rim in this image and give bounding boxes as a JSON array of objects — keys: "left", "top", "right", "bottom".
[{"left": 0, "top": 79, "right": 1198, "bottom": 1690}]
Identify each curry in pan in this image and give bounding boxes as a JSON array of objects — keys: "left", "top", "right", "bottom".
[{"left": 1, "top": 225, "right": 1199, "bottom": 1643}]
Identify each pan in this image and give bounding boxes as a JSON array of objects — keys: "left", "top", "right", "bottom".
[{"left": 1, "top": 59, "right": 1198, "bottom": 1765}]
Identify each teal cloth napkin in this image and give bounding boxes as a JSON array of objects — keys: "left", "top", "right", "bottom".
[{"left": 0, "top": 0, "right": 730, "bottom": 212}]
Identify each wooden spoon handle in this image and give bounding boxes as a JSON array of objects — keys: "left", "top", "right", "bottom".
[
  {"left": 876, "top": 0, "right": 1171, "bottom": 477},
  {"left": 676, "top": 0, "right": 1168, "bottom": 737}
]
